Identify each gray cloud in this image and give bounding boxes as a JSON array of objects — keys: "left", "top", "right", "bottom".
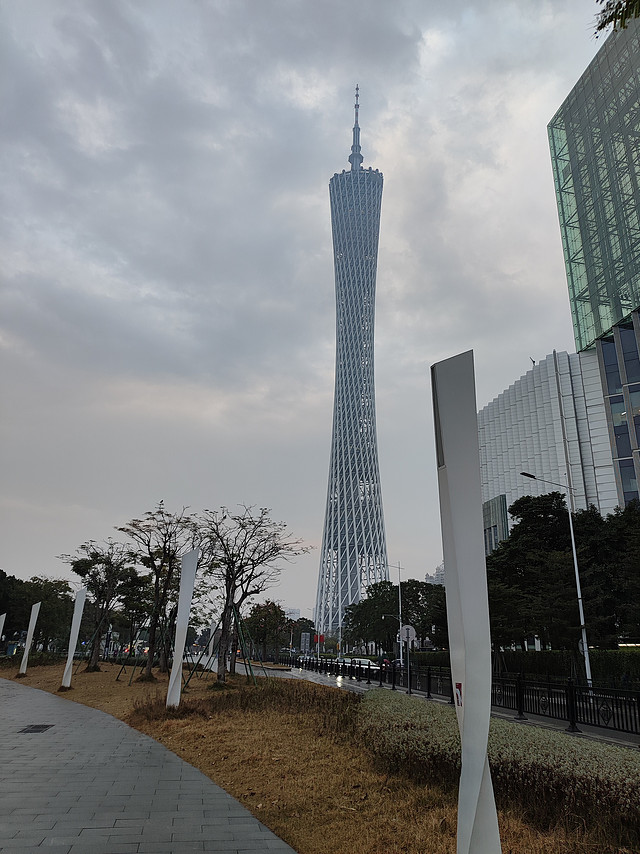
[{"left": 0, "top": 0, "right": 604, "bottom": 609}]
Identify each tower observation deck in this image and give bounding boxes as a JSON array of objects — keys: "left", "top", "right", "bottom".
[{"left": 315, "top": 88, "right": 389, "bottom": 639}]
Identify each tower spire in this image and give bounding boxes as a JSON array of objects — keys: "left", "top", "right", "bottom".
[{"left": 348, "top": 84, "right": 363, "bottom": 171}]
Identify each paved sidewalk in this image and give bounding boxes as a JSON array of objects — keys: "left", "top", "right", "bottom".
[{"left": 0, "top": 678, "right": 297, "bottom": 854}]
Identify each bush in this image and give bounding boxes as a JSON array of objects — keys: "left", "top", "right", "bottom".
[{"left": 357, "top": 689, "right": 640, "bottom": 847}]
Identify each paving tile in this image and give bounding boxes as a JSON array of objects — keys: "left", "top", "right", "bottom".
[{"left": 0, "top": 678, "right": 297, "bottom": 854}]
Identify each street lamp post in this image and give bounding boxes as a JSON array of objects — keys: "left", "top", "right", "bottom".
[{"left": 520, "top": 471, "right": 593, "bottom": 686}]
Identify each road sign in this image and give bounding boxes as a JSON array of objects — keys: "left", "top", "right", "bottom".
[{"left": 401, "top": 624, "right": 416, "bottom": 643}]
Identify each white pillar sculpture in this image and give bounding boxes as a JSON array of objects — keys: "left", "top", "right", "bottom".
[
  {"left": 206, "top": 615, "right": 218, "bottom": 672},
  {"left": 61, "top": 588, "right": 87, "bottom": 689},
  {"left": 166, "top": 549, "right": 199, "bottom": 708},
  {"left": 431, "top": 350, "right": 502, "bottom": 854},
  {"left": 19, "top": 602, "right": 41, "bottom": 675}
]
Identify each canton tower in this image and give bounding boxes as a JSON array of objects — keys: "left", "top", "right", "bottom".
[{"left": 315, "top": 88, "right": 389, "bottom": 639}]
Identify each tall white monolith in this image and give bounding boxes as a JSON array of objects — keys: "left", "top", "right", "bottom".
[
  {"left": 61, "top": 589, "right": 87, "bottom": 689},
  {"left": 19, "top": 602, "right": 41, "bottom": 675},
  {"left": 431, "top": 350, "right": 501, "bottom": 854},
  {"left": 166, "top": 549, "right": 199, "bottom": 708}
]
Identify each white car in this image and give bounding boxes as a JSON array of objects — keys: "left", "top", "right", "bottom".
[{"left": 349, "top": 657, "right": 380, "bottom": 672}]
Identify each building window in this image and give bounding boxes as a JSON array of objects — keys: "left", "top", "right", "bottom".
[
  {"left": 619, "top": 324, "right": 640, "bottom": 383},
  {"left": 602, "top": 338, "right": 623, "bottom": 393},
  {"left": 618, "top": 458, "right": 639, "bottom": 503},
  {"left": 629, "top": 385, "right": 640, "bottom": 445},
  {"left": 610, "top": 395, "right": 633, "bottom": 457}
]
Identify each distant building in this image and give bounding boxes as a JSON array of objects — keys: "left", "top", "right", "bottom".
[
  {"left": 425, "top": 562, "right": 445, "bottom": 586},
  {"left": 315, "top": 89, "right": 389, "bottom": 637},
  {"left": 549, "top": 18, "right": 640, "bottom": 506},
  {"left": 478, "top": 351, "right": 617, "bottom": 553},
  {"left": 284, "top": 608, "right": 300, "bottom": 622}
]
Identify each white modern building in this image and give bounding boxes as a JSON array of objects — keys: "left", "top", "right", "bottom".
[{"left": 478, "top": 349, "right": 618, "bottom": 553}]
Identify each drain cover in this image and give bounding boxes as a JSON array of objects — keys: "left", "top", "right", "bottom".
[{"left": 19, "top": 724, "right": 54, "bottom": 733}]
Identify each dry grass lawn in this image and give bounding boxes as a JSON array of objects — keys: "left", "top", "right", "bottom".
[{"left": 2, "top": 661, "right": 632, "bottom": 854}]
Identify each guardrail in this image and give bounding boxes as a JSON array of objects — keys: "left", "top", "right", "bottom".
[{"left": 295, "top": 659, "right": 640, "bottom": 736}]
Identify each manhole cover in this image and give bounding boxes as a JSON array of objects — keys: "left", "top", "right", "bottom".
[{"left": 19, "top": 724, "right": 54, "bottom": 733}]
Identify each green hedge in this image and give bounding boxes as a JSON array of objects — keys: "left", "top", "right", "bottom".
[{"left": 357, "top": 689, "right": 640, "bottom": 846}]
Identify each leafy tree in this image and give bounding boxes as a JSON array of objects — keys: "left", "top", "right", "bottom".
[
  {"left": 243, "top": 600, "right": 287, "bottom": 660},
  {"left": 343, "top": 580, "right": 398, "bottom": 652},
  {"left": 58, "top": 539, "right": 139, "bottom": 671},
  {"left": 117, "top": 502, "right": 198, "bottom": 680},
  {"left": 487, "top": 493, "right": 582, "bottom": 649},
  {"left": 596, "top": 0, "right": 640, "bottom": 32},
  {"left": 600, "top": 500, "right": 640, "bottom": 641},
  {"left": 486, "top": 493, "right": 638, "bottom": 655},
  {"left": 401, "top": 579, "right": 448, "bottom": 649},
  {"left": 343, "top": 580, "right": 447, "bottom": 653},
  {"left": 115, "top": 569, "right": 154, "bottom": 654},
  {"left": 196, "top": 506, "right": 309, "bottom": 682},
  {"left": 290, "top": 616, "right": 315, "bottom": 652},
  {"left": 0, "top": 574, "right": 74, "bottom": 653},
  {"left": 0, "top": 570, "right": 29, "bottom": 644}
]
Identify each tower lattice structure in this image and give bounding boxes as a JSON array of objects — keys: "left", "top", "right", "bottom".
[{"left": 315, "top": 89, "right": 389, "bottom": 638}]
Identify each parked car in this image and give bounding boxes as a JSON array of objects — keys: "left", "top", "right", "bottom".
[{"left": 350, "top": 657, "right": 380, "bottom": 672}]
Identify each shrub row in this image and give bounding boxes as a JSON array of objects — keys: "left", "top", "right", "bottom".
[{"left": 357, "top": 689, "right": 640, "bottom": 847}]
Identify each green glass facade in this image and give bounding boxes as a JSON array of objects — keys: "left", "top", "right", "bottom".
[{"left": 548, "top": 19, "right": 640, "bottom": 352}]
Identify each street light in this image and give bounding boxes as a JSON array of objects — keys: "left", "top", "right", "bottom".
[{"left": 520, "top": 471, "right": 592, "bottom": 686}]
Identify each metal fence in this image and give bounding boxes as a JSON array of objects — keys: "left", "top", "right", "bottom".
[{"left": 295, "top": 658, "right": 640, "bottom": 736}]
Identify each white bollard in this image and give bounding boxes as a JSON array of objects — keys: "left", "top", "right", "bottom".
[
  {"left": 61, "top": 589, "right": 87, "bottom": 689},
  {"left": 19, "top": 602, "right": 41, "bottom": 675},
  {"left": 166, "top": 549, "right": 199, "bottom": 708}
]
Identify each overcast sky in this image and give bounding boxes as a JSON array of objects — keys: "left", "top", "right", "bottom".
[{"left": 1, "top": 1, "right": 607, "bottom": 616}]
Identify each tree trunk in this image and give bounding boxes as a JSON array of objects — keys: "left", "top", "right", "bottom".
[
  {"left": 217, "top": 602, "right": 234, "bottom": 682},
  {"left": 86, "top": 612, "right": 107, "bottom": 672},
  {"left": 143, "top": 614, "right": 159, "bottom": 680},
  {"left": 229, "top": 623, "right": 238, "bottom": 675}
]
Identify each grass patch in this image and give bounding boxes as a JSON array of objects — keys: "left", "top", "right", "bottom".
[{"left": 129, "top": 675, "right": 360, "bottom": 741}]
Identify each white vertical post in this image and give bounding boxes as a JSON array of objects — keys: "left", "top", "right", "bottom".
[
  {"left": 431, "top": 350, "right": 501, "bottom": 854},
  {"left": 0, "top": 613, "right": 6, "bottom": 644},
  {"left": 206, "top": 616, "right": 218, "bottom": 671},
  {"left": 397, "top": 563, "right": 403, "bottom": 667},
  {"left": 19, "top": 602, "right": 41, "bottom": 675},
  {"left": 166, "top": 549, "right": 199, "bottom": 708},
  {"left": 61, "top": 589, "right": 87, "bottom": 689}
]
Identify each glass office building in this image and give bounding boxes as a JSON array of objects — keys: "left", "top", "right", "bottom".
[
  {"left": 315, "top": 91, "right": 389, "bottom": 637},
  {"left": 549, "top": 19, "right": 640, "bottom": 505}
]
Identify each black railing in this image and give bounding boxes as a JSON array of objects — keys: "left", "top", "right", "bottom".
[{"left": 294, "top": 659, "right": 640, "bottom": 736}]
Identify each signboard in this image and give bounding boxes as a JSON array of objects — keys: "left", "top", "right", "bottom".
[
  {"left": 400, "top": 625, "right": 416, "bottom": 644},
  {"left": 301, "top": 632, "right": 310, "bottom": 652}
]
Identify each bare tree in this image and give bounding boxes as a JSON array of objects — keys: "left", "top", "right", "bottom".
[
  {"left": 58, "top": 539, "right": 136, "bottom": 671},
  {"left": 197, "top": 506, "right": 310, "bottom": 682},
  {"left": 117, "top": 502, "right": 197, "bottom": 680}
]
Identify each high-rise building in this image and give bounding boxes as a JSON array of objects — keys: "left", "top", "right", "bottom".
[
  {"left": 548, "top": 19, "right": 640, "bottom": 506},
  {"left": 315, "top": 89, "right": 389, "bottom": 638},
  {"left": 478, "top": 350, "right": 617, "bottom": 553}
]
